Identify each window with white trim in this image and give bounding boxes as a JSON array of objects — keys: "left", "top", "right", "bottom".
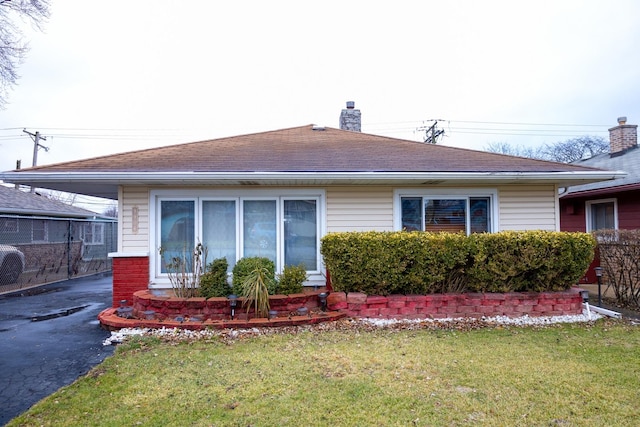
[
  {"left": 153, "top": 190, "right": 324, "bottom": 283},
  {"left": 32, "top": 219, "right": 48, "bottom": 242},
  {"left": 80, "top": 223, "right": 105, "bottom": 245},
  {"left": 395, "top": 189, "right": 497, "bottom": 234},
  {"left": 2, "top": 218, "right": 18, "bottom": 233},
  {"left": 586, "top": 199, "right": 617, "bottom": 232}
]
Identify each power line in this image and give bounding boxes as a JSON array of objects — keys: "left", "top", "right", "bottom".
[
  {"left": 440, "top": 119, "right": 609, "bottom": 127},
  {"left": 449, "top": 130, "right": 607, "bottom": 137},
  {"left": 364, "top": 118, "right": 610, "bottom": 128},
  {"left": 0, "top": 120, "right": 612, "bottom": 146}
]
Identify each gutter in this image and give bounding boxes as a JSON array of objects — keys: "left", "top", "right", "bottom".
[
  {"left": 0, "top": 209, "right": 98, "bottom": 219},
  {"left": 561, "top": 181, "right": 640, "bottom": 199},
  {"left": 0, "top": 170, "right": 626, "bottom": 184},
  {"left": 0, "top": 170, "right": 626, "bottom": 200}
]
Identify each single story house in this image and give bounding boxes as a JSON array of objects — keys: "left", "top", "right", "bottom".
[
  {"left": 0, "top": 184, "right": 116, "bottom": 289},
  {"left": 560, "top": 116, "right": 639, "bottom": 282},
  {"left": 0, "top": 103, "right": 624, "bottom": 305}
]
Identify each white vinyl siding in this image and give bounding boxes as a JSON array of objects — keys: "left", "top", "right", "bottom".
[
  {"left": 117, "top": 184, "right": 560, "bottom": 251},
  {"left": 326, "top": 187, "right": 394, "bottom": 232},
  {"left": 498, "top": 185, "right": 558, "bottom": 231},
  {"left": 120, "top": 186, "right": 150, "bottom": 252}
]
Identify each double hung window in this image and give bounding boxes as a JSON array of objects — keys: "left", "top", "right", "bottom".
[
  {"left": 80, "top": 223, "right": 105, "bottom": 245},
  {"left": 32, "top": 219, "right": 48, "bottom": 242},
  {"left": 586, "top": 199, "right": 617, "bottom": 232},
  {"left": 2, "top": 218, "right": 18, "bottom": 233}
]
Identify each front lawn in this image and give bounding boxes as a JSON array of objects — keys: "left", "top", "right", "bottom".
[{"left": 9, "top": 319, "right": 640, "bottom": 426}]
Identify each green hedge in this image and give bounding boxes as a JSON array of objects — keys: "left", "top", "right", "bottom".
[{"left": 320, "top": 231, "right": 596, "bottom": 295}]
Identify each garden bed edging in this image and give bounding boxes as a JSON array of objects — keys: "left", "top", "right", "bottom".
[
  {"left": 327, "top": 288, "right": 584, "bottom": 319},
  {"left": 98, "top": 287, "right": 585, "bottom": 330}
]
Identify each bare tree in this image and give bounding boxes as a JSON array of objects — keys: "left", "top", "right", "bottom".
[
  {"left": 484, "top": 142, "right": 546, "bottom": 159},
  {"left": 103, "top": 203, "right": 118, "bottom": 218},
  {"left": 0, "top": 0, "right": 50, "bottom": 109},
  {"left": 595, "top": 229, "right": 640, "bottom": 310},
  {"left": 539, "top": 136, "right": 609, "bottom": 163},
  {"left": 484, "top": 135, "right": 609, "bottom": 163},
  {"left": 40, "top": 189, "right": 77, "bottom": 205}
]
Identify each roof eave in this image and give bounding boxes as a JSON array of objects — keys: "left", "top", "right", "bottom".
[
  {"left": 0, "top": 208, "right": 98, "bottom": 218},
  {"left": 1, "top": 170, "right": 625, "bottom": 200},
  {"left": 561, "top": 181, "right": 640, "bottom": 199}
]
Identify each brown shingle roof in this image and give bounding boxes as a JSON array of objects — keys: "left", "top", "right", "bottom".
[{"left": 21, "top": 125, "right": 600, "bottom": 173}]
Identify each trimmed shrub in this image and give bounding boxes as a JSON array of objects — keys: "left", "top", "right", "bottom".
[
  {"left": 198, "top": 257, "right": 230, "bottom": 298},
  {"left": 321, "top": 231, "right": 471, "bottom": 295},
  {"left": 276, "top": 264, "right": 307, "bottom": 295},
  {"left": 466, "top": 231, "right": 596, "bottom": 292},
  {"left": 321, "top": 230, "right": 595, "bottom": 295},
  {"left": 232, "top": 257, "right": 276, "bottom": 295}
]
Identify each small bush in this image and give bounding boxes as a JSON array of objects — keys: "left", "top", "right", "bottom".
[
  {"left": 276, "top": 264, "right": 307, "bottom": 295},
  {"left": 198, "top": 258, "right": 230, "bottom": 298},
  {"left": 232, "top": 257, "right": 275, "bottom": 295}
]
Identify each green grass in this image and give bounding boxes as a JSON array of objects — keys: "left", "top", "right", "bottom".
[{"left": 9, "top": 320, "right": 640, "bottom": 426}]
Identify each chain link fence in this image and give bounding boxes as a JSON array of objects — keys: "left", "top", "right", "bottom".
[{"left": 0, "top": 215, "right": 117, "bottom": 294}]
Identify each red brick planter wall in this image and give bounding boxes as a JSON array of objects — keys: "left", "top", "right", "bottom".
[
  {"left": 131, "top": 289, "right": 323, "bottom": 321},
  {"left": 112, "top": 256, "right": 149, "bottom": 307},
  {"left": 326, "top": 289, "right": 584, "bottom": 319},
  {"left": 99, "top": 287, "right": 585, "bottom": 330},
  {"left": 130, "top": 288, "right": 582, "bottom": 321}
]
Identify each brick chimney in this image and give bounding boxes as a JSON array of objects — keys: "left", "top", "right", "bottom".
[
  {"left": 609, "top": 116, "right": 637, "bottom": 154},
  {"left": 339, "top": 101, "right": 361, "bottom": 132}
]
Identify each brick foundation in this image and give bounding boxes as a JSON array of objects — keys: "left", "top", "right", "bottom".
[{"left": 111, "top": 256, "right": 149, "bottom": 307}]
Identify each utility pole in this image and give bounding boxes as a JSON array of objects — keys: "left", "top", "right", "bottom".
[
  {"left": 23, "top": 129, "right": 49, "bottom": 192},
  {"left": 416, "top": 120, "right": 445, "bottom": 144}
]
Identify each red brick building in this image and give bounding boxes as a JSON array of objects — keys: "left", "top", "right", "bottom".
[{"left": 560, "top": 117, "right": 639, "bottom": 283}]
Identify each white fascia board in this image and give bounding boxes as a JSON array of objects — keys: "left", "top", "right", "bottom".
[{"left": 0, "top": 170, "right": 626, "bottom": 184}]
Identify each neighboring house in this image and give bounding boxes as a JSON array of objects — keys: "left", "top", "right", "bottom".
[
  {"left": 560, "top": 117, "right": 639, "bottom": 282},
  {"left": 0, "top": 103, "right": 623, "bottom": 305},
  {"left": 0, "top": 185, "right": 117, "bottom": 289}
]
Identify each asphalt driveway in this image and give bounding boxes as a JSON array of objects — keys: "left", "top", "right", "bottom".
[{"left": 0, "top": 274, "right": 115, "bottom": 425}]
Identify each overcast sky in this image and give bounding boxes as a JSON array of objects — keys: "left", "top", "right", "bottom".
[{"left": 2, "top": 0, "right": 640, "bottom": 194}]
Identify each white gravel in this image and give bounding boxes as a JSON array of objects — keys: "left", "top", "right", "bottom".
[
  {"left": 103, "top": 307, "right": 605, "bottom": 346},
  {"left": 361, "top": 308, "right": 602, "bottom": 327}
]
